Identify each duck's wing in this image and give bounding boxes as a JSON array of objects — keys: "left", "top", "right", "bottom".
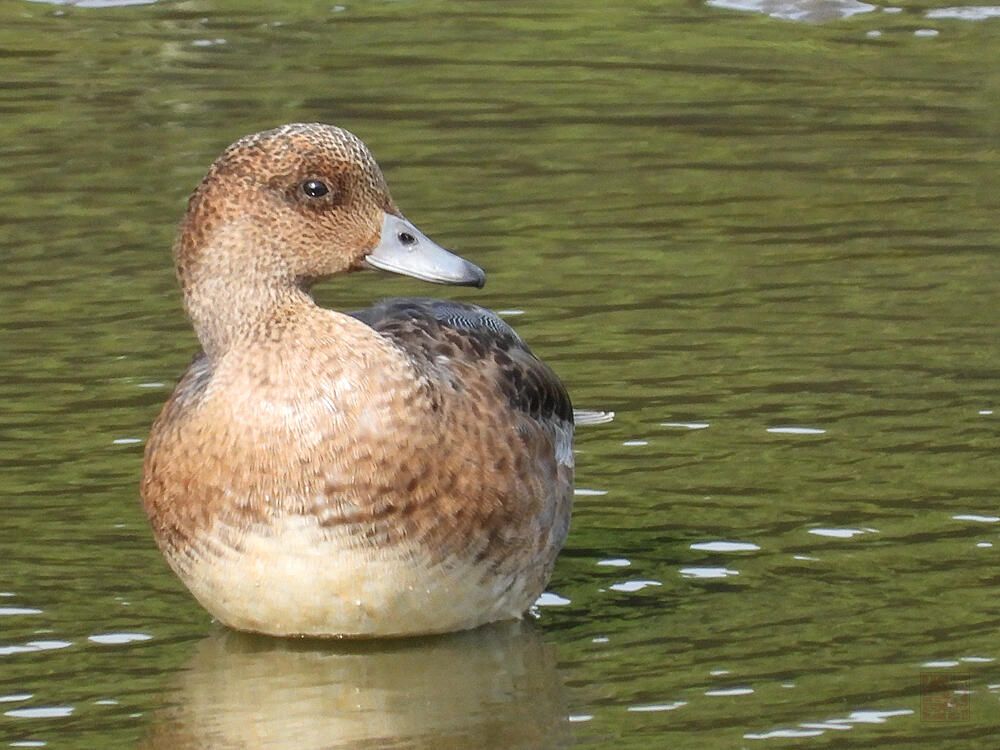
[
  {"left": 348, "top": 298, "right": 574, "bottom": 601},
  {"left": 349, "top": 297, "right": 573, "bottom": 428}
]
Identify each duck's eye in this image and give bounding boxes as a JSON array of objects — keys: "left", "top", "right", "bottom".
[
  {"left": 398, "top": 232, "right": 416, "bottom": 246},
  {"left": 301, "top": 180, "right": 329, "bottom": 198}
]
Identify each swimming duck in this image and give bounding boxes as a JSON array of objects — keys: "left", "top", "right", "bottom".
[{"left": 141, "top": 123, "right": 575, "bottom": 637}]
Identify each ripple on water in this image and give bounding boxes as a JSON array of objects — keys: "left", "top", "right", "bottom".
[
  {"left": 4, "top": 706, "right": 74, "bottom": 719},
  {"left": 609, "top": 580, "right": 662, "bottom": 592},
  {"left": 746, "top": 708, "right": 915, "bottom": 740},
  {"left": 0, "top": 641, "right": 72, "bottom": 657},
  {"left": 747, "top": 727, "right": 825, "bottom": 738},
  {"left": 706, "top": 687, "right": 754, "bottom": 697},
  {"left": 680, "top": 567, "right": 740, "bottom": 579},
  {"left": 25, "top": 0, "right": 159, "bottom": 6},
  {"left": 807, "top": 527, "right": 876, "bottom": 539},
  {"left": 535, "top": 592, "right": 571, "bottom": 607},
  {"left": 926, "top": 5, "right": 1000, "bottom": 19},
  {"left": 953, "top": 514, "right": 1000, "bottom": 523},
  {"left": 627, "top": 701, "right": 687, "bottom": 712},
  {"left": 88, "top": 633, "right": 153, "bottom": 645},
  {"left": 706, "top": 0, "right": 876, "bottom": 23},
  {"left": 690, "top": 541, "right": 760, "bottom": 552}
]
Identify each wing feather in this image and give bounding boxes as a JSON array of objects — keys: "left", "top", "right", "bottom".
[{"left": 350, "top": 298, "right": 573, "bottom": 428}]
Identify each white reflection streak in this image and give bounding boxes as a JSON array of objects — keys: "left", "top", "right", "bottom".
[
  {"left": 706, "top": 687, "right": 754, "bottom": 696},
  {"left": 627, "top": 701, "right": 687, "bottom": 712},
  {"left": 5, "top": 706, "right": 74, "bottom": 718},
  {"left": 926, "top": 5, "right": 1000, "bottom": 19},
  {"left": 0, "top": 640, "right": 72, "bottom": 656},
  {"left": 807, "top": 528, "right": 876, "bottom": 538},
  {"left": 609, "top": 580, "right": 662, "bottom": 592},
  {"left": 690, "top": 541, "right": 760, "bottom": 552},
  {"left": 534, "top": 592, "right": 570, "bottom": 607},
  {"left": 745, "top": 708, "right": 914, "bottom": 740},
  {"left": 88, "top": 633, "right": 153, "bottom": 645},
  {"left": 953, "top": 514, "right": 1000, "bottom": 523},
  {"left": 680, "top": 567, "right": 739, "bottom": 578},
  {"left": 707, "top": 0, "right": 876, "bottom": 23}
]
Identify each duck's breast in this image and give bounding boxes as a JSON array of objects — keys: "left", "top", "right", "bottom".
[{"left": 142, "top": 303, "right": 574, "bottom": 635}]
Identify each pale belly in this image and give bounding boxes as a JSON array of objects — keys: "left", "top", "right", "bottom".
[{"left": 170, "top": 513, "right": 541, "bottom": 637}]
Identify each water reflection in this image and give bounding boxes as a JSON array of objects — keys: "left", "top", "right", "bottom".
[
  {"left": 926, "top": 5, "right": 1000, "bottom": 19},
  {"left": 706, "top": 0, "right": 878, "bottom": 23},
  {"left": 141, "top": 621, "right": 568, "bottom": 750},
  {"left": 25, "top": 0, "right": 159, "bottom": 7}
]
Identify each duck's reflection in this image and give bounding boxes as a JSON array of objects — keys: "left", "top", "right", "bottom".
[{"left": 142, "top": 620, "right": 569, "bottom": 749}]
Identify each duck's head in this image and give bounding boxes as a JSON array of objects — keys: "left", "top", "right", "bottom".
[{"left": 174, "top": 123, "right": 485, "bottom": 294}]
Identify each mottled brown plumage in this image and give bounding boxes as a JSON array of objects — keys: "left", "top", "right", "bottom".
[{"left": 141, "top": 124, "right": 574, "bottom": 637}]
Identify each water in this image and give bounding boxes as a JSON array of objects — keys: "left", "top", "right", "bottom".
[{"left": 1, "top": 0, "right": 998, "bottom": 747}]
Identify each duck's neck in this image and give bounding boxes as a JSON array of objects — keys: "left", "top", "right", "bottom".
[{"left": 174, "top": 231, "right": 317, "bottom": 360}]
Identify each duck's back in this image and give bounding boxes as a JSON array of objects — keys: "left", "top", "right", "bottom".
[{"left": 350, "top": 298, "right": 573, "bottom": 429}]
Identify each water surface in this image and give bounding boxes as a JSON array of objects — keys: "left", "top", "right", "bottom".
[{"left": 1, "top": 0, "right": 998, "bottom": 747}]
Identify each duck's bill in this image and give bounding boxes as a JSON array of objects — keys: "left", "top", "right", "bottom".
[{"left": 363, "top": 213, "right": 485, "bottom": 288}]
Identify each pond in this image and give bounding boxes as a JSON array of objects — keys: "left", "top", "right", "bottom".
[{"left": 1, "top": 0, "right": 998, "bottom": 747}]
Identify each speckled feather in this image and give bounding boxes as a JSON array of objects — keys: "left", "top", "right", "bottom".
[
  {"left": 350, "top": 298, "right": 573, "bottom": 425},
  {"left": 141, "top": 124, "right": 575, "bottom": 637}
]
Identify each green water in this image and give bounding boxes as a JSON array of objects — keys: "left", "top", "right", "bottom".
[{"left": 1, "top": 0, "right": 998, "bottom": 747}]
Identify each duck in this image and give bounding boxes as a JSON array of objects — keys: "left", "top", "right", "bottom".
[{"left": 140, "top": 123, "right": 575, "bottom": 637}]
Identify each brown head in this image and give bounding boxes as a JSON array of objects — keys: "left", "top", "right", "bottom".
[{"left": 173, "top": 123, "right": 485, "bottom": 356}]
